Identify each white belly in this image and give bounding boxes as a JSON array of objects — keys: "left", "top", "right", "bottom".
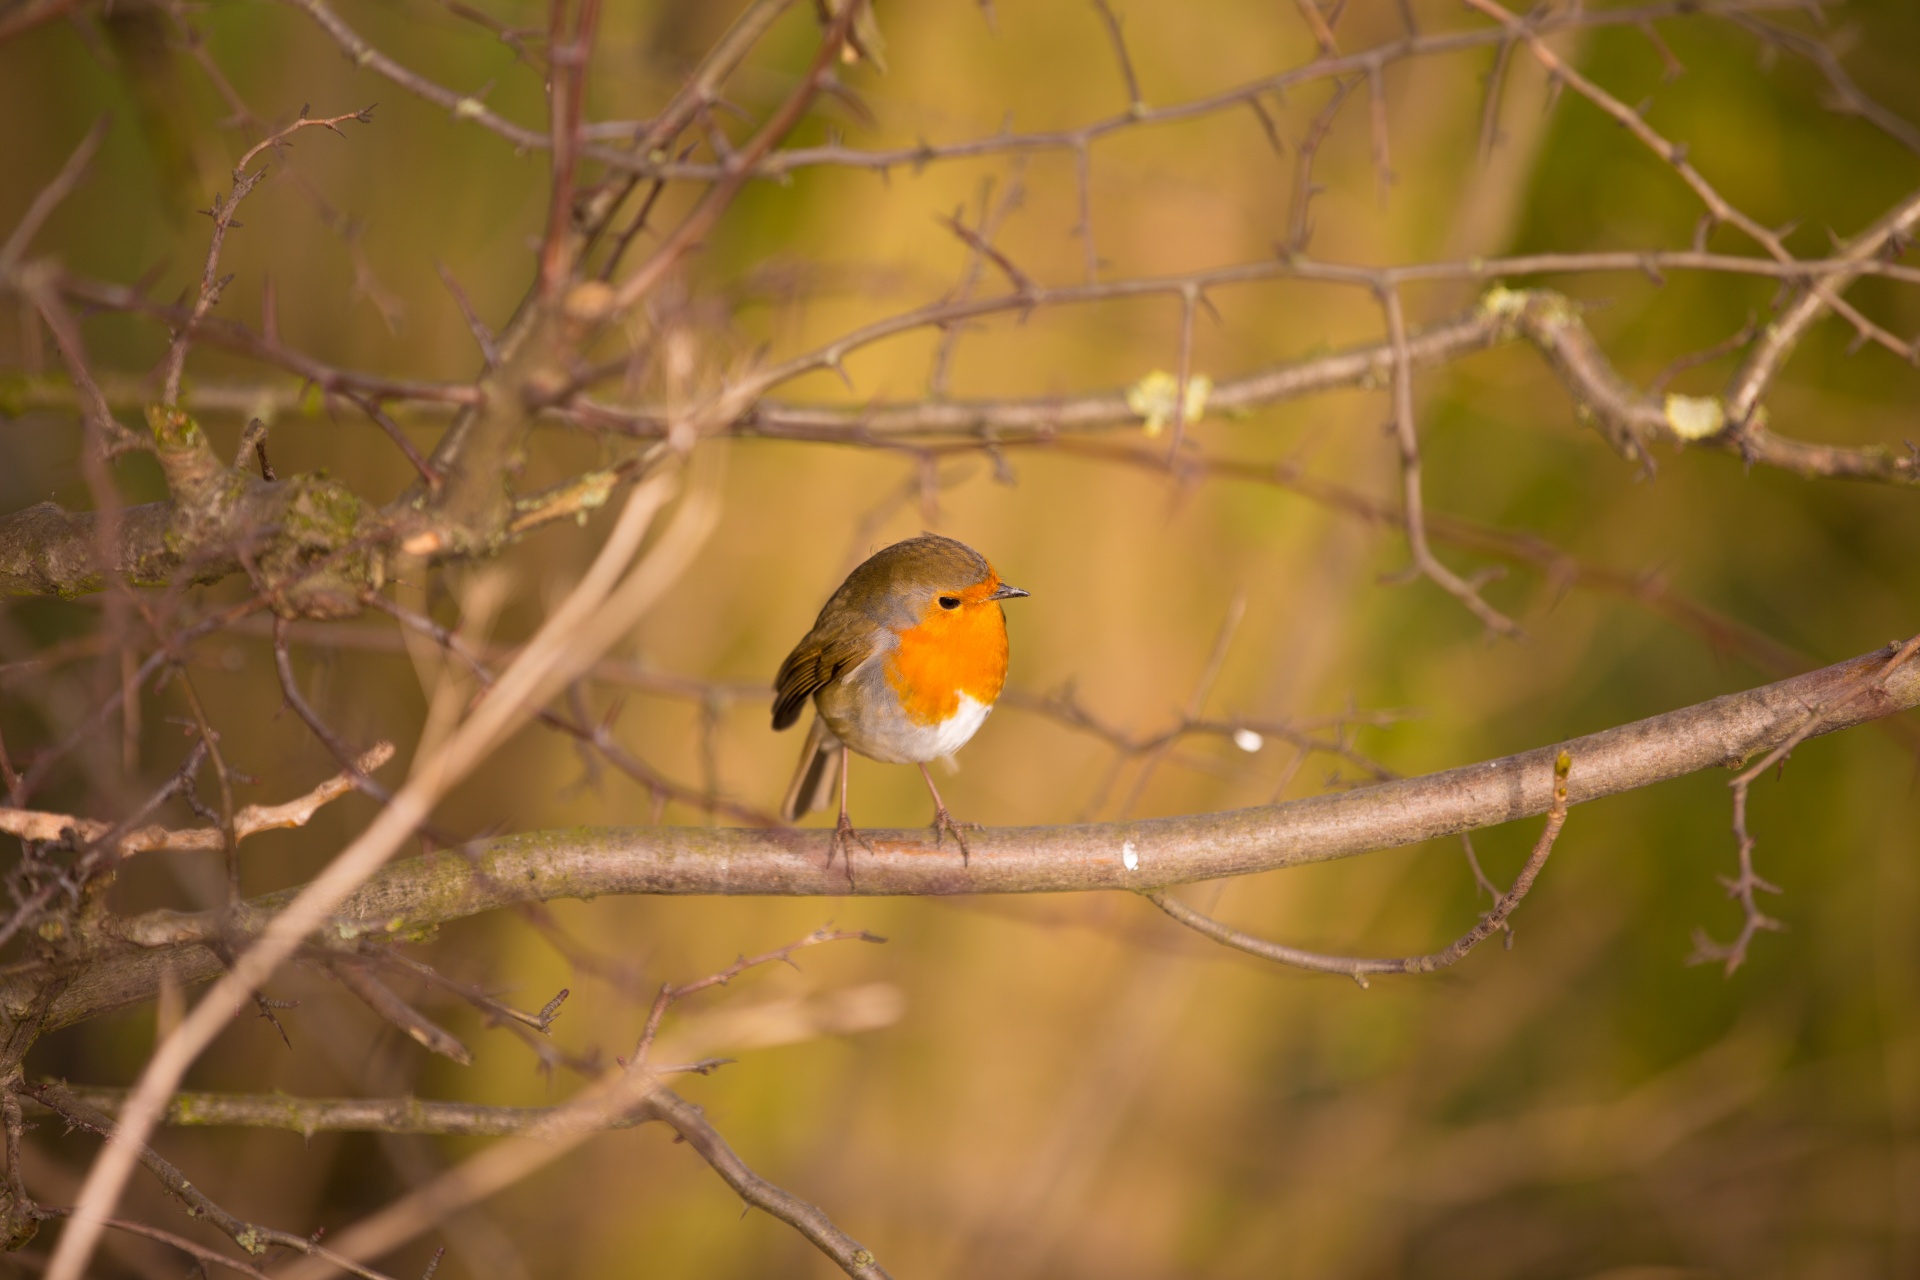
[
  {"left": 835, "top": 690, "right": 994, "bottom": 765},
  {"left": 917, "top": 692, "right": 993, "bottom": 759}
]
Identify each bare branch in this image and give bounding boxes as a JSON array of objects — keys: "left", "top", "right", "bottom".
[
  {"left": 33, "top": 1208, "right": 275, "bottom": 1280},
  {"left": 24, "top": 1082, "right": 401, "bottom": 1279},
  {"left": 22, "top": 1086, "right": 651, "bottom": 1138},
  {"left": 41, "top": 473, "right": 703, "bottom": 1280},
  {"left": 40, "top": 638, "right": 1915, "bottom": 1049},
  {"left": 159, "top": 106, "right": 376, "bottom": 406},
  {"left": 647, "top": 1088, "right": 893, "bottom": 1279},
  {"left": 321, "top": 955, "right": 474, "bottom": 1064},
  {"left": 0, "top": 0, "right": 86, "bottom": 43},
  {"left": 1090, "top": 0, "right": 1145, "bottom": 116},
  {"left": 1290, "top": 0, "right": 1338, "bottom": 55},
  {"left": 1462, "top": 0, "right": 1914, "bottom": 366},
  {"left": 632, "top": 927, "right": 885, "bottom": 1064},
  {"left": 1286, "top": 76, "right": 1357, "bottom": 254},
  {"left": 0, "top": 118, "right": 109, "bottom": 275},
  {"left": 0, "top": 743, "right": 394, "bottom": 855},
  {"left": 1691, "top": 633, "right": 1920, "bottom": 974},
  {"left": 602, "top": 1, "right": 866, "bottom": 316},
  {"left": 281, "top": 0, "right": 547, "bottom": 151},
  {"left": 364, "top": 594, "right": 778, "bottom": 825},
  {"left": 1144, "top": 750, "right": 1573, "bottom": 985},
  {"left": 1721, "top": 12, "right": 1920, "bottom": 157},
  {"left": 1379, "top": 283, "right": 1521, "bottom": 635},
  {"left": 1724, "top": 184, "right": 1920, "bottom": 425}
]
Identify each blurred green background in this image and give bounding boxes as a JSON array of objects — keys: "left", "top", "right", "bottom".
[{"left": 4, "top": 0, "right": 1920, "bottom": 1276}]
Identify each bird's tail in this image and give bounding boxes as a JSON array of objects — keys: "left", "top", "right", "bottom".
[{"left": 781, "top": 716, "right": 842, "bottom": 822}]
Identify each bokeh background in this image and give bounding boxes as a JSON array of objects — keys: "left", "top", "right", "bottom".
[{"left": 4, "top": 0, "right": 1920, "bottom": 1276}]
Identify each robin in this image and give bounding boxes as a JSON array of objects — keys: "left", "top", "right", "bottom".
[{"left": 773, "top": 533, "right": 1028, "bottom": 867}]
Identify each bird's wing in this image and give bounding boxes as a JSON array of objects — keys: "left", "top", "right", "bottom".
[{"left": 772, "top": 624, "right": 874, "bottom": 730}]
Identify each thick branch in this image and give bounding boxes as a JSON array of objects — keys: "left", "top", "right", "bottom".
[
  {"left": 0, "top": 500, "right": 190, "bottom": 597},
  {"left": 21, "top": 639, "right": 1915, "bottom": 1035},
  {"left": 0, "top": 463, "right": 388, "bottom": 611},
  {"left": 25, "top": 1086, "right": 630, "bottom": 1138}
]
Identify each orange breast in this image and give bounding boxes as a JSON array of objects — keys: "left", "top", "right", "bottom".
[{"left": 885, "top": 604, "right": 1009, "bottom": 726}]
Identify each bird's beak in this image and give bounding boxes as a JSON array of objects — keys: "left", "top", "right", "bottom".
[{"left": 988, "top": 583, "right": 1030, "bottom": 601}]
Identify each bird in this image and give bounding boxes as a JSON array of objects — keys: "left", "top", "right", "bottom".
[{"left": 773, "top": 533, "right": 1028, "bottom": 869}]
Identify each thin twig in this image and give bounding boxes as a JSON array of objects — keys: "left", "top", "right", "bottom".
[
  {"left": 1689, "top": 633, "right": 1920, "bottom": 974},
  {"left": 632, "top": 927, "right": 886, "bottom": 1064},
  {"left": 1378, "top": 283, "right": 1521, "bottom": 635},
  {"left": 1144, "top": 750, "right": 1573, "bottom": 985},
  {"left": 160, "top": 106, "right": 376, "bottom": 405},
  {"left": 25, "top": 1083, "right": 401, "bottom": 1280},
  {"left": 648, "top": 1088, "right": 894, "bottom": 1279},
  {"left": 0, "top": 118, "right": 109, "bottom": 274},
  {"left": 1090, "top": 0, "right": 1145, "bottom": 114},
  {"left": 0, "top": 743, "right": 395, "bottom": 855}
]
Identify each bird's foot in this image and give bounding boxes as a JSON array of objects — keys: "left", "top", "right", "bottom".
[
  {"left": 828, "top": 813, "right": 874, "bottom": 887},
  {"left": 928, "top": 806, "right": 977, "bottom": 866}
]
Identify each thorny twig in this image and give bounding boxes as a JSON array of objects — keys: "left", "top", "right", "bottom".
[
  {"left": 159, "top": 105, "right": 376, "bottom": 406},
  {"left": 1378, "top": 283, "right": 1521, "bottom": 636},
  {"left": 0, "top": 739, "right": 209, "bottom": 954},
  {"left": 1286, "top": 76, "right": 1358, "bottom": 254},
  {"left": 275, "top": 0, "right": 1806, "bottom": 186},
  {"left": 1460, "top": 0, "right": 1915, "bottom": 369},
  {"left": 631, "top": 926, "right": 886, "bottom": 1065},
  {"left": 3, "top": 3, "right": 1919, "bottom": 1275},
  {"left": 1144, "top": 750, "right": 1573, "bottom": 985},
  {"left": 647, "top": 1087, "right": 894, "bottom": 1280},
  {"left": 0, "top": 742, "right": 397, "bottom": 856},
  {"left": 929, "top": 166, "right": 1031, "bottom": 394},
  {"left": 364, "top": 594, "right": 778, "bottom": 824},
  {"left": 23, "top": 1081, "right": 402, "bottom": 1279},
  {"left": 33, "top": 1207, "right": 275, "bottom": 1279},
  {"left": 1689, "top": 634, "right": 1920, "bottom": 974}
]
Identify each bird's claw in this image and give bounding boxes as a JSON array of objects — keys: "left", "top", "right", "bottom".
[
  {"left": 929, "top": 806, "right": 975, "bottom": 866},
  {"left": 828, "top": 813, "right": 873, "bottom": 887}
]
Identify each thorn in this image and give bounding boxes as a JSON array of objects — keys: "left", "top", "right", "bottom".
[{"left": 598, "top": 696, "right": 626, "bottom": 736}]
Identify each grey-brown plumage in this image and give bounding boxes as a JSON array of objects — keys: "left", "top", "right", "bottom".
[
  {"left": 772, "top": 534, "right": 991, "bottom": 731},
  {"left": 772, "top": 534, "right": 1007, "bottom": 825}
]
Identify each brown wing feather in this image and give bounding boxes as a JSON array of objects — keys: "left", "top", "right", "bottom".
[
  {"left": 772, "top": 625, "right": 870, "bottom": 730},
  {"left": 773, "top": 532, "right": 986, "bottom": 730}
]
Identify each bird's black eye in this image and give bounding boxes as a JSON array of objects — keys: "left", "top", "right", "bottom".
[{"left": 938, "top": 595, "right": 961, "bottom": 610}]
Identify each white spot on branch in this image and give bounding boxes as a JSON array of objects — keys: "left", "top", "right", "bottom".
[
  {"left": 1663, "top": 392, "right": 1725, "bottom": 440},
  {"left": 1126, "top": 369, "right": 1212, "bottom": 437}
]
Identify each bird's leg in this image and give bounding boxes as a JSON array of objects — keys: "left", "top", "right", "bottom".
[
  {"left": 917, "top": 762, "right": 973, "bottom": 865},
  {"left": 828, "top": 744, "right": 872, "bottom": 886}
]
